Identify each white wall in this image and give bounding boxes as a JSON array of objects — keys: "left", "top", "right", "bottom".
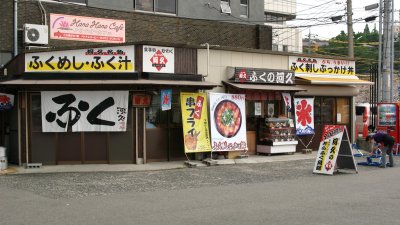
[
  {"left": 270, "top": 25, "right": 303, "bottom": 53},
  {"left": 264, "top": 0, "right": 296, "bottom": 15},
  {"left": 198, "top": 49, "right": 288, "bottom": 92}
]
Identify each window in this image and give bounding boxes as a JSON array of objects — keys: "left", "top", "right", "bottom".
[
  {"left": 146, "top": 92, "right": 181, "bottom": 129},
  {"left": 135, "top": 0, "right": 176, "bottom": 14},
  {"left": 136, "top": 0, "right": 154, "bottom": 11},
  {"left": 220, "top": 0, "right": 231, "bottom": 14},
  {"left": 282, "top": 45, "right": 288, "bottom": 52},
  {"left": 272, "top": 44, "right": 278, "bottom": 51},
  {"left": 313, "top": 97, "right": 350, "bottom": 125},
  {"left": 49, "top": 0, "right": 87, "bottom": 4},
  {"left": 155, "top": 0, "right": 176, "bottom": 14},
  {"left": 239, "top": 0, "right": 248, "bottom": 18}
]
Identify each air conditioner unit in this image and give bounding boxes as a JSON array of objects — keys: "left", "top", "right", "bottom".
[{"left": 23, "top": 24, "right": 48, "bottom": 45}]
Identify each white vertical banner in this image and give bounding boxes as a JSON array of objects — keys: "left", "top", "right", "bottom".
[
  {"left": 294, "top": 97, "right": 315, "bottom": 135},
  {"left": 209, "top": 93, "right": 247, "bottom": 151},
  {"left": 41, "top": 91, "right": 129, "bottom": 132},
  {"left": 254, "top": 102, "right": 261, "bottom": 116}
]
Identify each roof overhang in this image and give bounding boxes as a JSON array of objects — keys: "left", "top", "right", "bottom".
[
  {"left": 222, "top": 81, "right": 306, "bottom": 92},
  {"left": 295, "top": 74, "right": 373, "bottom": 86},
  {"left": 0, "top": 79, "right": 219, "bottom": 89}
]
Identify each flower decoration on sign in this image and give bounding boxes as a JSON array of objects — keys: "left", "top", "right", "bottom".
[
  {"left": 295, "top": 99, "right": 312, "bottom": 126},
  {"left": 325, "top": 161, "right": 332, "bottom": 171},
  {"left": 59, "top": 20, "right": 69, "bottom": 29}
]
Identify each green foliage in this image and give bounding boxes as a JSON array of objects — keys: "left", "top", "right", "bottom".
[{"left": 310, "top": 24, "right": 383, "bottom": 74}]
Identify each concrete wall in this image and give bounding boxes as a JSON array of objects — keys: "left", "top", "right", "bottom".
[
  {"left": 178, "top": 0, "right": 265, "bottom": 24},
  {"left": 264, "top": 0, "right": 296, "bottom": 16},
  {"left": 88, "top": 0, "right": 134, "bottom": 11}
]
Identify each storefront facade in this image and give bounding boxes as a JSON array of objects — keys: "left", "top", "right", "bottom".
[
  {"left": 1, "top": 44, "right": 217, "bottom": 165},
  {"left": 290, "top": 56, "right": 373, "bottom": 151},
  {"left": 199, "top": 49, "right": 372, "bottom": 154}
]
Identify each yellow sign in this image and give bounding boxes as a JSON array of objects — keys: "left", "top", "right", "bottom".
[
  {"left": 289, "top": 56, "right": 356, "bottom": 76},
  {"left": 24, "top": 45, "right": 135, "bottom": 73},
  {"left": 180, "top": 92, "right": 211, "bottom": 153}
]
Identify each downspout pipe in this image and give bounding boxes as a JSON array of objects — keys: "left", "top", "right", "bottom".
[
  {"left": 200, "top": 43, "right": 220, "bottom": 81},
  {"left": 13, "top": 0, "right": 18, "bottom": 57}
]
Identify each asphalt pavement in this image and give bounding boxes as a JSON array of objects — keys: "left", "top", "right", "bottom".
[{"left": 1, "top": 152, "right": 400, "bottom": 225}]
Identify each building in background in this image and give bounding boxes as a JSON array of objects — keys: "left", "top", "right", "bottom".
[{"left": 264, "top": 0, "right": 302, "bottom": 53}]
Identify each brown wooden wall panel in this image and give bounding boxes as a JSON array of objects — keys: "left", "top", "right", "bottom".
[
  {"left": 136, "top": 45, "right": 143, "bottom": 74},
  {"left": 84, "top": 133, "right": 108, "bottom": 163},
  {"left": 57, "top": 133, "right": 82, "bottom": 163},
  {"left": 31, "top": 133, "right": 56, "bottom": 165},
  {"left": 175, "top": 48, "right": 197, "bottom": 75},
  {"left": 109, "top": 132, "right": 134, "bottom": 163},
  {"left": 146, "top": 128, "right": 168, "bottom": 161}
]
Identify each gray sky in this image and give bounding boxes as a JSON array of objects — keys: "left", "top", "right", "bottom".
[{"left": 289, "top": 0, "right": 399, "bottom": 39}]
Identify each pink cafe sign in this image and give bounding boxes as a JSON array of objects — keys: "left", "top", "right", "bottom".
[{"left": 50, "top": 14, "right": 125, "bottom": 43}]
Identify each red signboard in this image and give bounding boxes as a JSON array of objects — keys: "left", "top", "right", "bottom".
[{"left": 132, "top": 94, "right": 152, "bottom": 107}]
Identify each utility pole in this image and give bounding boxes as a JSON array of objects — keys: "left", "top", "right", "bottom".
[
  {"left": 382, "top": 0, "right": 393, "bottom": 102},
  {"left": 347, "top": 0, "right": 354, "bottom": 58},
  {"left": 13, "top": 0, "right": 18, "bottom": 57},
  {"left": 308, "top": 29, "right": 311, "bottom": 54},
  {"left": 307, "top": 29, "right": 317, "bottom": 54}
]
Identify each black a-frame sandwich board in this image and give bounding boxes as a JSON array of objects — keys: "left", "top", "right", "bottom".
[{"left": 313, "top": 125, "right": 358, "bottom": 175}]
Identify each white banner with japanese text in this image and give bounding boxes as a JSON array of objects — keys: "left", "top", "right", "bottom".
[
  {"left": 294, "top": 97, "right": 315, "bottom": 135},
  {"left": 209, "top": 93, "right": 247, "bottom": 151},
  {"left": 41, "top": 91, "right": 129, "bottom": 132},
  {"left": 25, "top": 45, "right": 134, "bottom": 73},
  {"left": 143, "top": 45, "right": 174, "bottom": 73}
]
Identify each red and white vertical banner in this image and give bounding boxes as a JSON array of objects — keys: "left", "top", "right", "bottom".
[
  {"left": 282, "top": 92, "right": 292, "bottom": 111},
  {"left": 209, "top": 93, "right": 247, "bottom": 151},
  {"left": 294, "top": 97, "right": 315, "bottom": 135},
  {"left": 0, "top": 93, "right": 14, "bottom": 111}
]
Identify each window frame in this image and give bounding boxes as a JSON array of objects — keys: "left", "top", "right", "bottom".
[
  {"left": 134, "top": 0, "right": 177, "bottom": 15},
  {"left": 220, "top": 0, "right": 232, "bottom": 15},
  {"left": 239, "top": 0, "right": 249, "bottom": 18}
]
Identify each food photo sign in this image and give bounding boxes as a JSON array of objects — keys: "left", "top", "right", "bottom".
[{"left": 209, "top": 93, "right": 247, "bottom": 151}]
